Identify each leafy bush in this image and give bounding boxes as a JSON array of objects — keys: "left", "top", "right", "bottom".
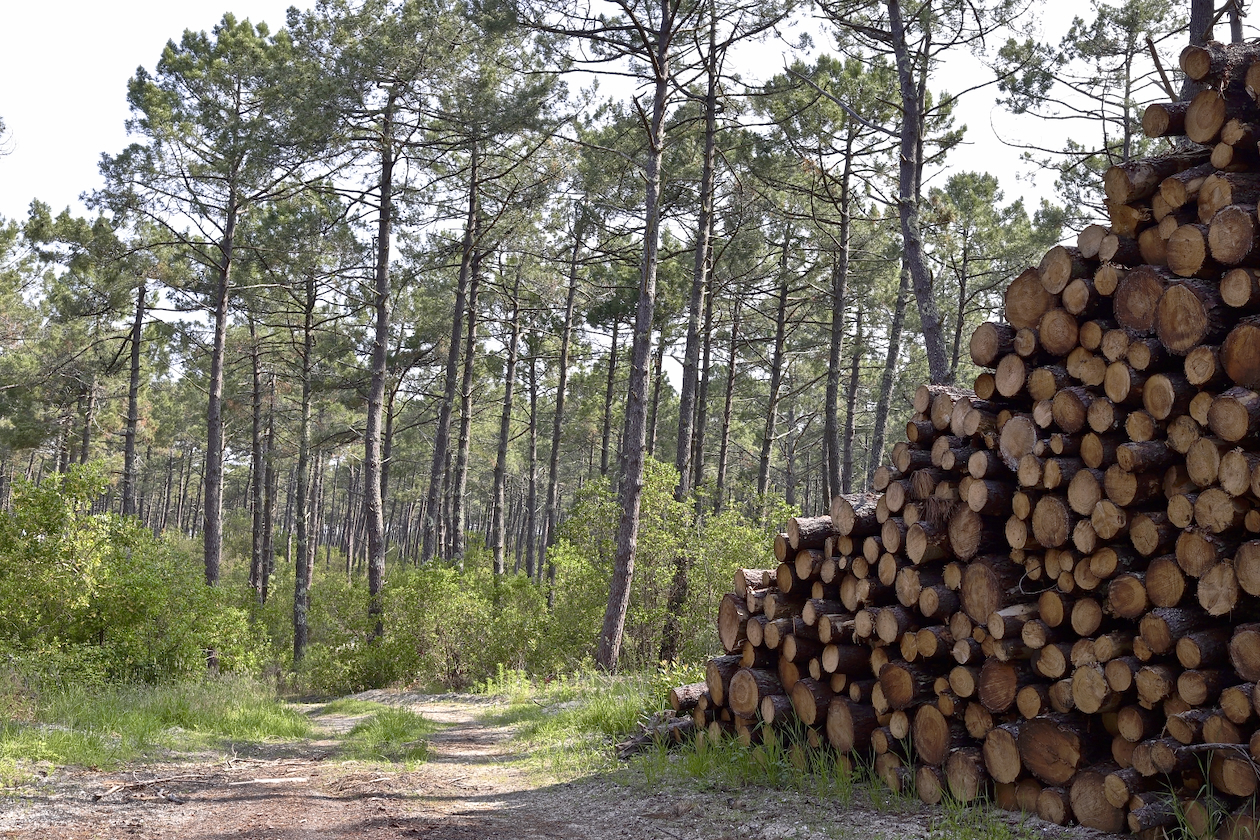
[{"left": 0, "top": 464, "right": 265, "bottom": 682}]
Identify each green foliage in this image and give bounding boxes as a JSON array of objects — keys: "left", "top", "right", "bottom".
[
  {"left": 477, "top": 668, "right": 662, "bottom": 781},
  {"left": 0, "top": 464, "right": 264, "bottom": 682},
  {"left": 340, "top": 707, "right": 436, "bottom": 766},
  {"left": 639, "top": 725, "right": 857, "bottom": 803},
  {"left": 0, "top": 677, "right": 309, "bottom": 770}
]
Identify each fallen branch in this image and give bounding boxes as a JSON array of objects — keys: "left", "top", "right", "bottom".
[{"left": 227, "top": 777, "right": 310, "bottom": 786}]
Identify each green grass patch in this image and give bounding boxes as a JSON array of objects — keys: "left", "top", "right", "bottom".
[
  {"left": 636, "top": 723, "right": 858, "bottom": 803},
  {"left": 341, "top": 707, "right": 437, "bottom": 767},
  {"left": 316, "top": 698, "right": 388, "bottom": 716},
  {"left": 0, "top": 678, "right": 311, "bottom": 770},
  {"left": 475, "top": 667, "right": 687, "bottom": 782}
]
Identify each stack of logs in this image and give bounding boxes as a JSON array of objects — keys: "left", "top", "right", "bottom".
[{"left": 665, "top": 40, "right": 1260, "bottom": 839}]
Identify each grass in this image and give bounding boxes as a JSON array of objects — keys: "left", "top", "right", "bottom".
[
  {"left": 0, "top": 677, "right": 311, "bottom": 778},
  {"left": 474, "top": 665, "right": 684, "bottom": 781},
  {"left": 340, "top": 707, "right": 437, "bottom": 767},
  {"left": 928, "top": 795, "right": 1038, "bottom": 840}
]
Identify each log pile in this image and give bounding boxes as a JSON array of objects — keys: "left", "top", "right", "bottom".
[{"left": 673, "top": 41, "right": 1260, "bottom": 838}]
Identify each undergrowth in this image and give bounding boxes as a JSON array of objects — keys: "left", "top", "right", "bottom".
[
  {"left": 0, "top": 677, "right": 310, "bottom": 779},
  {"left": 340, "top": 707, "right": 436, "bottom": 767},
  {"left": 474, "top": 664, "right": 697, "bottom": 781}
]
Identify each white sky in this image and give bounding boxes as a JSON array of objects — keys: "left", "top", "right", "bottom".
[
  {"left": 0, "top": 0, "right": 1197, "bottom": 226},
  {"left": 0, "top": 0, "right": 1070, "bottom": 225}
]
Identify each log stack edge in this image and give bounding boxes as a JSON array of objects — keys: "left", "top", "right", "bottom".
[{"left": 667, "top": 40, "right": 1260, "bottom": 840}]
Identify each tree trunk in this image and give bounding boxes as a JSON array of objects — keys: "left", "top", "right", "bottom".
[
  {"left": 526, "top": 353, "right": 539, "bottom": 579},
  {"left": 293, "top": 270, "right": 316, "bottom": 664},
  {"left": 364, "top": 115, "right": 395, "bottom": 635},
  {"left": 601, "top": 319, "right": 620, "bottom": 477},
  {"left": 646, "top": 333, "right": 665, "bottom": 457},
  {"left": 693, "top": 269, "right": 715, "bottom": 495},
  {"left": 542, "top": 209, "right": 584, "bottom": 585},
  {"left": 868, "top": 265, "right": 913, "bottom": 487},
  {"left": 492, "top": 273, "right": 522, "bottom": 578},
  {"left": 203, "top": 196, "right": 236, "bottom": 587},
  {"left": 715, "top": 298, "right": 740, "bottom": 513},
  {"left": 121, "top": 278, "right": 145, "bottom": 518},
  {"left": 422, "top": 151, "right": 477, "bottom": 563},
  {"left": 676, "top": 12, "right": 719, "bottom": 500},
  {"left": 758, "top": 237, "right": 792, "bottom": 498},
  {"left": 826, "top": 127, "right": 855, "bottom": 504},
  {"left": 261, "top": 377, "right": 276, "bottom": 604},
  {"left": 248, "top": 316, "right": 265, "bottom": 601},
  {"left": 887, "top": 0, "right": 950, "bottom": 384},
  {"left": 842, "top": 302, "right": 864, "bottom": 493},
  {"left": 596, "top": 10, "right": 670, "bottom": 671},
  {"left": 451, "top": 250, "right": 482, "bottom": 564}
]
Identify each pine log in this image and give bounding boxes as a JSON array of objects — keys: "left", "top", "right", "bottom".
[
  {"left": 1005, "top": 268, "right": 1056, "bottom": 330},
  {"left": 1210, "top": 202, "right": 1260, "bottom": 264},
  {"left": 1105, "top": 150, "right": 1212, "bottom": 204},
  {"left": 728, "top": 668, "right": 783, "bottom": 717},
  {"left": 718, "top": 594, "right": 751, "bottom": 653},
  {"left": 1018, "top": 714, "right": 1095, "bottom": 785},
  {"left": 1167, "top": 222, "right": 1218, "bottom": 278},
  {"left": 1114, "top": 265, "right": 1174, "bottom": 333},
  {"left": 1070, "top": 765, "right": 1127, "bottom": 833},
  {"left": 1038, "top": 308, "right": 1080, "bottom": 356},
  {"left": 825, "top": 695, "right": 879, "bottom": 752},
  {"left": 1222, "top": 266, "right": 1260, "bottom": 309},
  {"left": 1142, "top": 372, "right": 1194, "bottom": 420},
  {"left": 1107, "top": 572, "right": 1150, "bottom": 619},
  {"left": 912, "top": 703, "right": 963, "bottom": 767},
  {"left": 1138, "top": 609, "right": 1209, "bottom": 660},
  {"left": 1230, "top": 623, "right": 1260, "bottom": 682},
  {"left": 788, "top": 677, "right": 833, "bottom": 726},
  {"left": 945, "top": 746, "right": 988, "bottom": 803},
  {"left": 669, "top": 682, "right": 707, "bottom": 713},
  {"left": 970, "top": 321, "right": 1016, "bottom": 368},
  {"left": 704, "top": 655, "right": 742, "bottom": 707},
  {"left": 1156, "top": 277, "right": 1228, "bottom": 352},
  {"left": 1211, "top": 751, "right": 1260, "bottom": 797},
  {"left": 1143, "top": 100, "right": 1190, "bottom": 137}
]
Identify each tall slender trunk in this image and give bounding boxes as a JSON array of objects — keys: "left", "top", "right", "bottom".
[
  {"left": 422, "top": 148, "right": 478, "bottom": 563},
  {"left": 542, "top": 209, "right": 584, "bottom": 569},
  {"left": 950, "top": 258, "right": 968, "bottom": 378},
  {"left": 784, "top": 403, "right": 797, "bottom": 508},
  {"left": 692, "top": 269, "right": 715, "bottom": 496},
  {"left": 675, "top": 10, "right": 719, "bottom": 499},
  {"left": 78, "top": 377, "right": 96, "bottom": 464},
  {"left": 249, "top": 316, "right": 265, "bottom": 600},
  {"left": 491, "top": 273, "right": 522, "bottom": 577},
  {"left": 365, "top": 104, "right": 396, "bottom": 637},
  {"left": 451, "top": 255, "right": 482, "bottom": 564},
  {"left": 646, "top": 334, "right": 664, "bottom": 457},
  {"left": 261, "top": 376, "right": 276, "bottom": 604},
  {"left": 597, "top": 9, "right": 672, "bottom": 670},
  {"left": 886, "top": 0, "right": 949, "bottom": 384},
  {"left": 824, "top": 129, "right": 854, "bottom": 503},
  {"left": 714, "top": 298, "right": 740, "bottom": 513},
  {"left": 842, "top": 301, "right": 863, "bottom": 493},
  {"left": 757, "top": 237, "right": 792, "bottom": 499},
  {"left": 525, "top": 354, "right": 539, "bottom": 579},
  {"left": 204, "top": 195, "right": 237, "bottom": 587},
  {"left": 868, "top": 265, "right": 912, "bottom": 487},
  {"left": 600, "top": 320, "right": 619, "bottom": 476},
  {"left": 293, "top": 272, "right": 316, "bottom": 664}
]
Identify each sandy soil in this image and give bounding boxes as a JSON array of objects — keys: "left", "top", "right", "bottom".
[{"left": 0, "top": 691, "right": 1114, "bottom": 840}]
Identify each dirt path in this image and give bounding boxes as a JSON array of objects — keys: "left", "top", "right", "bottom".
[{"left": 0, "top": 691, "right": 1099, "bottom": 840}]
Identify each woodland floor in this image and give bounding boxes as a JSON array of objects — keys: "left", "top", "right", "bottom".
[{"left": 0, "top": 691, "right": 1117, "bottom": 840}]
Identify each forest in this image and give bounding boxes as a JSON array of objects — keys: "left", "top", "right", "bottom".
[{"left": 0, "top": 0, "right": 1197, "bottom": 694}]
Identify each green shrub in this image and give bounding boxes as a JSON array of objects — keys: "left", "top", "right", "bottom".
[{"left": 0, "top": 464, "right": 265, "bottom": 682}]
